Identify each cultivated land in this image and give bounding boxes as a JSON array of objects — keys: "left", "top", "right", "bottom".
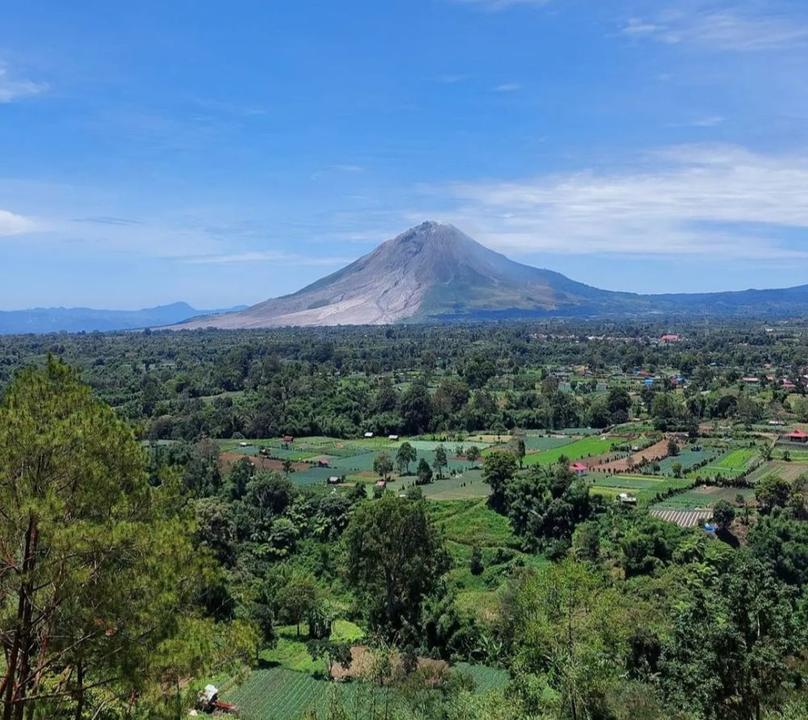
[
  {"left": 749, "top": 460, "right": 808, "bottom": 483},
  {"left": 4, "top": 322, "right": 807, "bottom": 720},
  {"left": 651, "top": 486, "right": 756, "bottom": 511},
  {"left": 522, "top": 436, "right": 614, "bottom": 466},
  {"left": 696, "top": 448, "right": 759, "bottom": 479}
]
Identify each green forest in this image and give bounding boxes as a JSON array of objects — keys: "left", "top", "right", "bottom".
[{"left": 0, "top": 321, "right": 806, "bottom": 719}]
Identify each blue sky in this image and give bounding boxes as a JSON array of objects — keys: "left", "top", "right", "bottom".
[{"left": 2, "top": 0, "right": 808, "bottom": 309}]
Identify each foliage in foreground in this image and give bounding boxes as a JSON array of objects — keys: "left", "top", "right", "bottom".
[{"left": 0, "top": 360, "right": 256, "bottom": 720}]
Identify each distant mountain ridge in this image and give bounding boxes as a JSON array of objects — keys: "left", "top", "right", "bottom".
[
  {"left": 174, "top": 221, "right": 808, "bottom": 329},
  {"left": 0, "top": 302, "right": 246, "bottom": 335}
]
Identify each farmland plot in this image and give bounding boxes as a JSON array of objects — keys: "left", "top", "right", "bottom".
[
  {"left": 696, "top": 448, "right": 759, "bottom": 479},
  {"left": 386, "top": 469, "right": 489, "bottom": 500},
  {"left": 651, "top": 485, "right": 754, "bottom": 511},
  {"left": 748, "top": 460, "right": 808, "bottom": 483},
  {"left": 523, "top": 437, "right": 614, "bottom": 467},
  {"left": 656, "top": 447, "right": 722, "bottom": 475}
]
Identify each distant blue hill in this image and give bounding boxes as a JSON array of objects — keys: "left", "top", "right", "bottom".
[{"left": 0, "top": 302, "right": 247, "bottom": 335}]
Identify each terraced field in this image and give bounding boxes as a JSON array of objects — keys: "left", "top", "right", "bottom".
[
  {"left": 588, "top": 473, "right": 693, "bottom": 505},
  {"left": 386, "top": 469, "right": 489, "bottom": 500},
  {"left": 651, "top": 485, "right": 755, "bottom": 511},
  {"left": 522, "top": 434, "right": 574, "bottom": 452},
  {"left": 523, "top": 436, "right": 614, "bottom": 467},
  {"left": 430, "top": 499, "right": 519, "bottom": 548},
  {"left": 224, "top": 667, "right": 334, "bottom": 720},
  {"left": 695, "top": 448, "right": 759, "bottom": 479},
  {"left": 656, "top": 447, "right": 722, "bottom": 476},
  {"left": 748, "top": 460, "right": 808, "bottom": 483},
  {"left": 650, "top": 509, "right": 713, "bottom": 528}
]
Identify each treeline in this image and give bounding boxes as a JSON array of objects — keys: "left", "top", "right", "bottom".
[
  {"left": 2, "top": 322, "right": 805, "bottom": 440},
  {"left": 2, "top": 361, "right": 806, "bottom": 720}
]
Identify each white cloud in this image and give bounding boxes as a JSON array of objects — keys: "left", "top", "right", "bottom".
[
  {"left": 436, "top": 74, "right": 470, "bottom": 84},
  {"left": 0, "top": 209, "right": 35, "bottom": 235},
  {"left": 0, "top": 64, "right": 47, "bottom": 103},
  {"left": 689, "top": 115, "right": 724, "bottom": 127},
  {"left": 493, "top": 82, "right": 522, "bottom": 93},
  {"left": 433, "top": 144, "right": 808, "bottom": 260},
  {"left": 622, "top": 4, "right": 808, "bottom": 51}
]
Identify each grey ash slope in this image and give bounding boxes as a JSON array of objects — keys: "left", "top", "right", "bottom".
[{"left": 174, "top": 221, "right": 808, "bottom": 328}]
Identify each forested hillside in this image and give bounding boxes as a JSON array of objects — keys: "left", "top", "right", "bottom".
[{"left": 0, "top": 322, "right": 806, "bottom": 719}]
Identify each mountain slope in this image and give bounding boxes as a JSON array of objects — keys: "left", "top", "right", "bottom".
[
  {"left": 176, "top": 222, "right": 632, "bottom": 329},
  {"left": 0, "top": 302, "right": 246, "bottom": 335},
  {"left": 173, "top": 221, "right": 808, "bottom": 329}
]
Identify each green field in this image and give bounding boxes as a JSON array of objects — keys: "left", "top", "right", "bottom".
[
  {"left": 224, "top": 661, "right": 508, "bottom": 720},
  {"left": 523, "top": 436, "right": 614, "bottom": 467},
  {"left": 259, "top": 621, "right": 365, "bottom": 675},
  {"left": 695, "top": 448, "right": 758, "bottom": 479},
  {"left": 590, "top": 474, "right": 670, "bottom": 489},
  {"left": 522, "top": 434, "right": 574, "bottom": 452},
  {"left": 655, "top": 447, "right": 721, "bottom": 475},
  {"left": 386, "top": 469, "right": 489, "bottom": 500},
  {"left": 431, "top": 499, "right": 519, "bottom": 548},
  {"left": 588, "top": 473, "right": 694, "bottom": 505},
  {"left": 748, "top": 460, "right": 808, "bottom": 483}
]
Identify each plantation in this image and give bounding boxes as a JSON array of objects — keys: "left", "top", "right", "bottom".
[
  {"left": 695, "top": 448, "right": 759, "bottom": 479},
  {"left": 386, "top": 470, "right": 489, "bottom": 500},
  {"left": 522, "top": 436, "right": 614, "bottom": 466},
  {"left": 749, "top": 460, "right": 808, "bottom": 483},
  {"left": 655, "top": 447, "right": 722, "bottom": 475},
  {"left": 651, "top": 485, "right": 755, "bottom": 511}
]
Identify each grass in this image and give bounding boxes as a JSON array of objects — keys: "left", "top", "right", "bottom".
[
  {"left": 588, "top": 473, "right": 694, "bottom": 505},
  {"left": 522, "top": 434, "right": 574, "bottom": 452},
  {"left": 523, "top": 436, "right": 614, "bottom": 467},
  {"left": 386, "top": 470, "right": 489, "bottom": 500},
  {"left": 748, "top": 460, "right": 808, "bottom": 483},
  {"left": 655, "top": 447, "right": 721, "bottom": 475},
  {"left": 695, "top": 448, "right": 759, "bottom": 479},
  {"left": 454, "top": 663, "right": 510, "bottom": 692},
  {"left": 431, "top": 499, "right": 519, "bottom": 548},
  {"left": 259, "top": 621, "right": 366, "bottom": 675},
  {"left": 590, "top": 474, "right": 671, "bottom": 489},
  {"left": 430, "top": 499, "right": 539, "bottom": 623}
]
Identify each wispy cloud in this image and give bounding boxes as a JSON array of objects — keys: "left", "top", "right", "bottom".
[
  {"left": 689, "top": 115, "right": 724, "bottom": 127},
  {"left": 72, "top": 216, "right": 143, "bottom": 226},
  {"left": 622, "top": 3, "right": 808, "bottom": 51},
  {"left": 436, "top": 74, "right": 470, "bottom": 84},
  {"left": 182, "top": 250, "right": 353, "bottom": 266},
  {"left": 493, "top": 82, "right": 521, "bottom": 93},
  {"left": 667, "top": 115, "right": 725, "bottom": 128},
  {"left": 0, "top": 64, "right": 47, "bottom": 103},
  {"left": 431, "top": 144, "right": 808, "bottom": 260},
  {"left": 0, "top": 209, "right": 36, "bottom": 235}
]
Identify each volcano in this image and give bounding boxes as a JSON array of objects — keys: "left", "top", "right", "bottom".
[{"left": 173, "top": 221, "right": 808, "bottom": 328}]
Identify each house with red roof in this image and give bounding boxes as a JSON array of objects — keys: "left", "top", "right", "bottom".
[
  {"left": 786, "top": 430, "right": 808, "bottom": 443},
  {"left": 569, "top": 462, "right": 588, "bottom": 476}
]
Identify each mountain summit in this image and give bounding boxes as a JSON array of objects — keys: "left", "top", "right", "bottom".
[
  {"left": 175, "top": 222, "right": 617, "bottom": 328},
  {"left": 173, "top": 221, "right": 808, "bottom": 329}
]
